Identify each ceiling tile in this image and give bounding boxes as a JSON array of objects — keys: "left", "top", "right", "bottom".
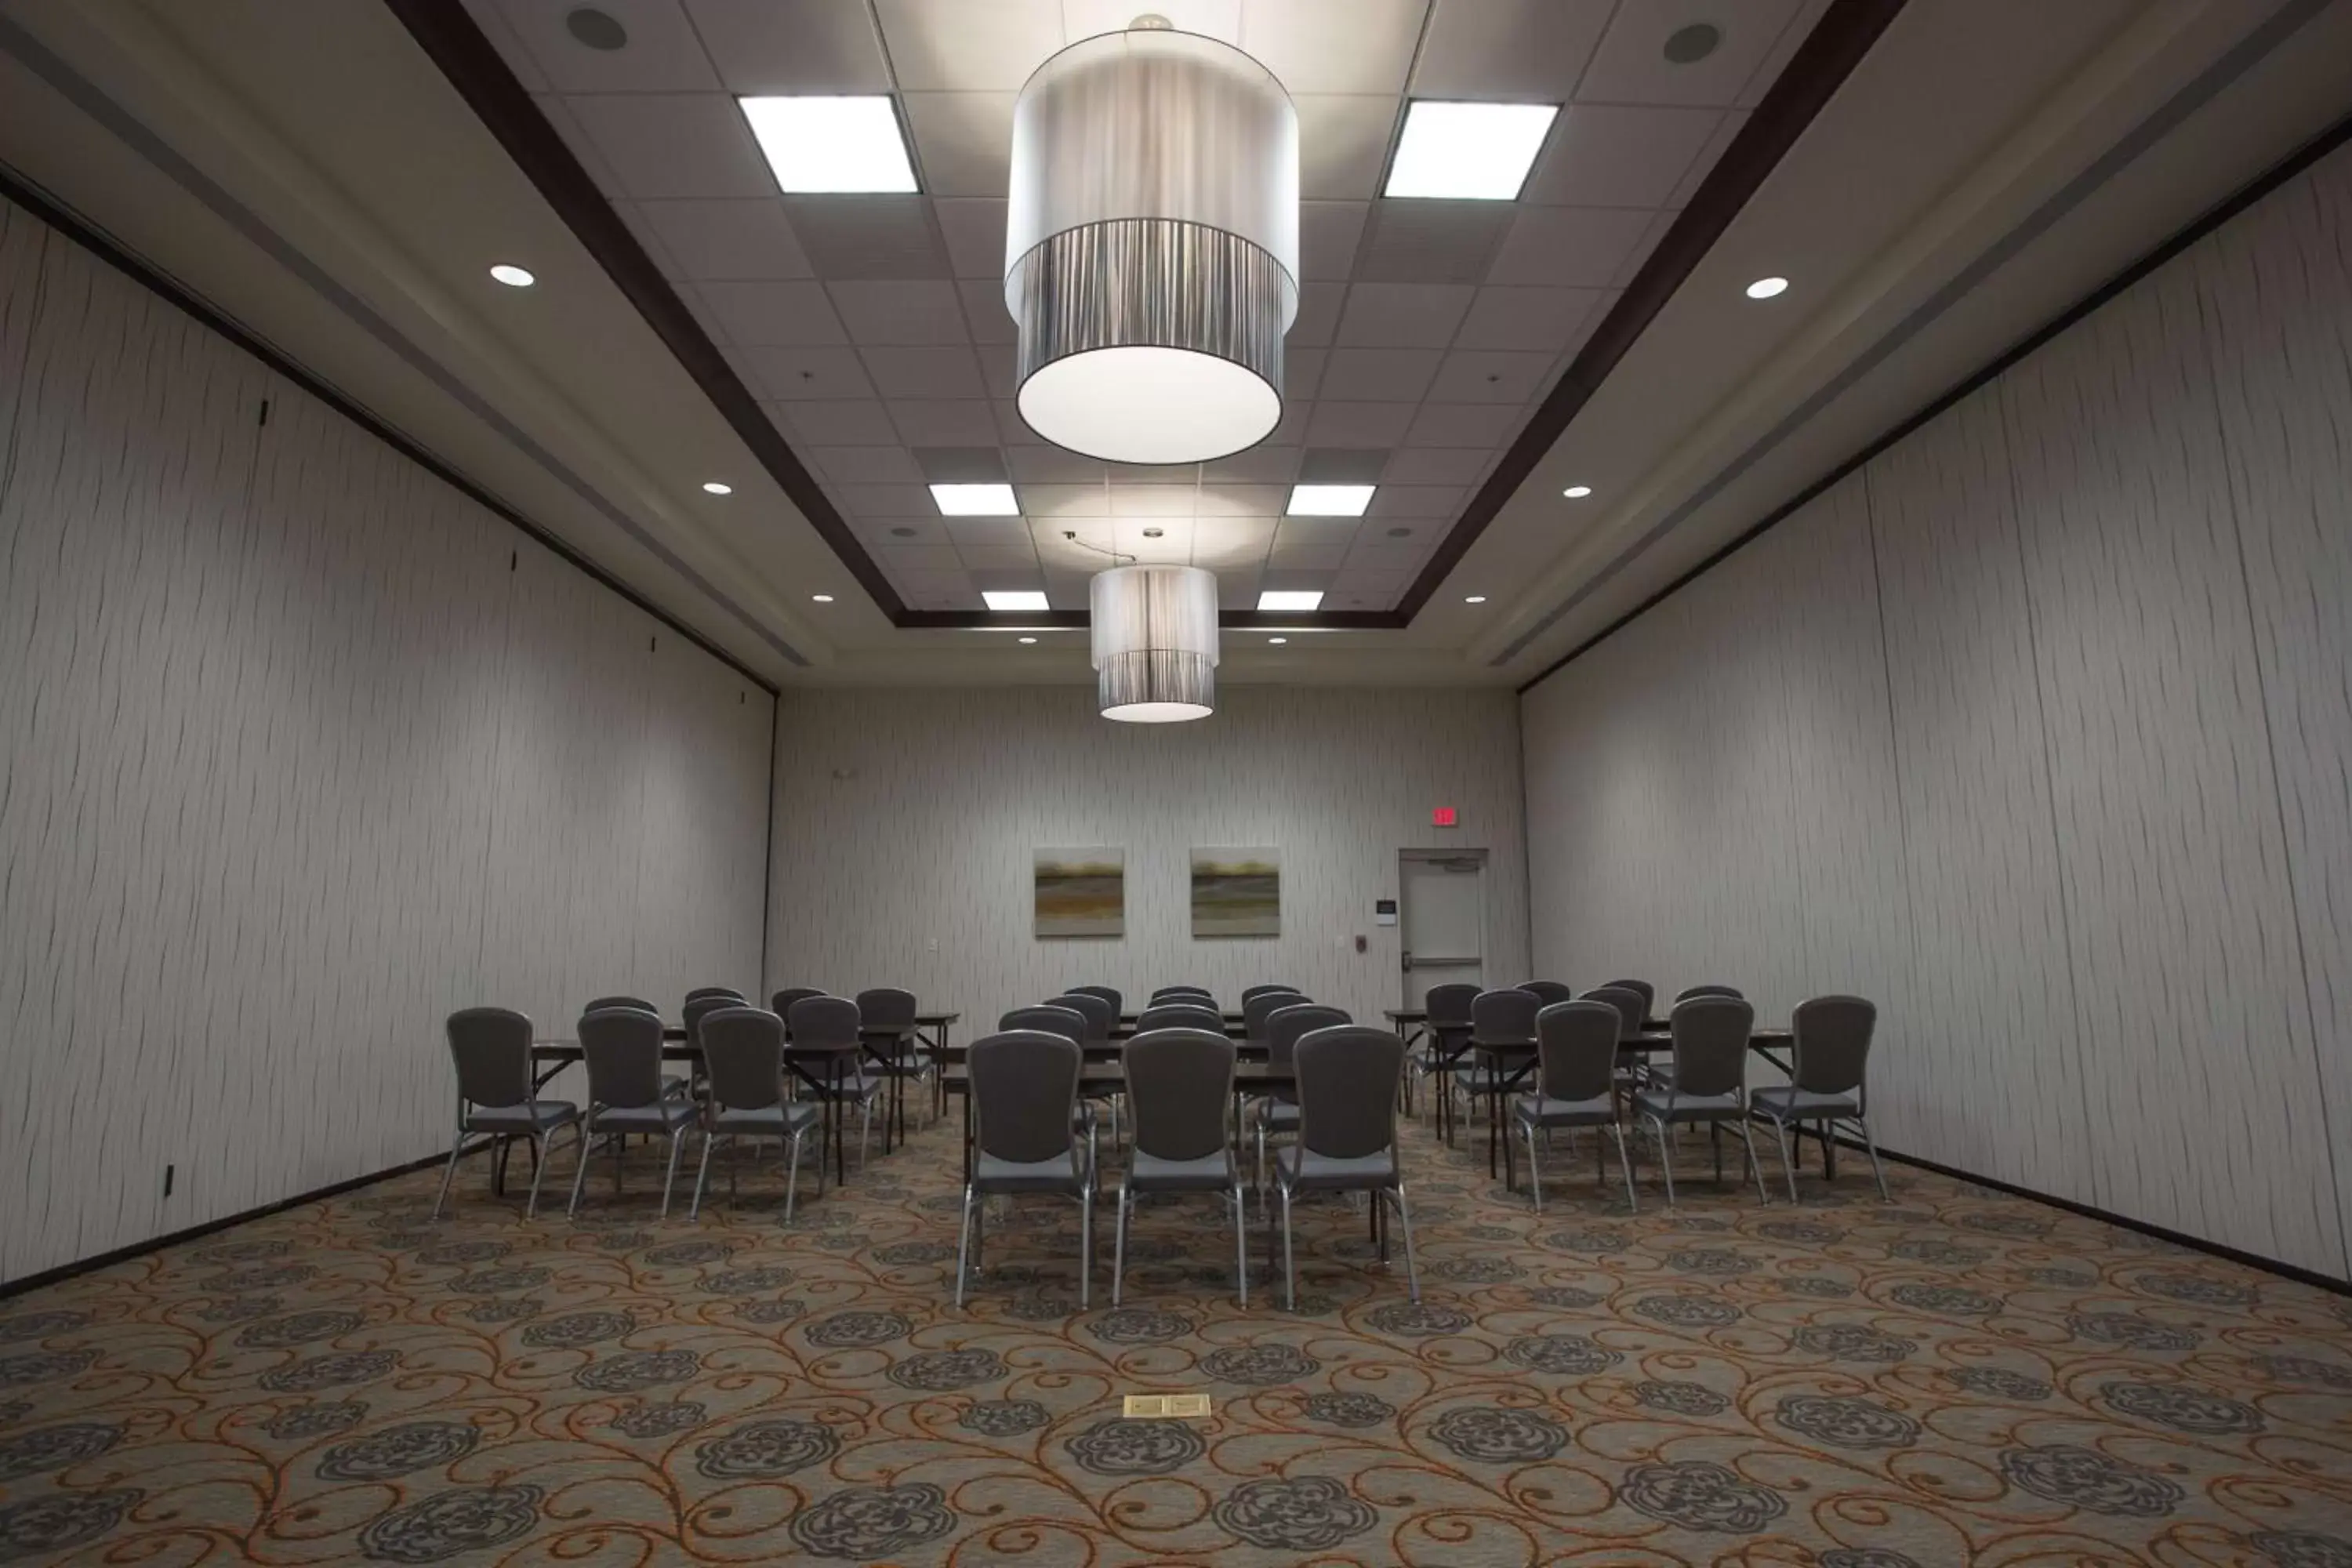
[
  {"left": 681, "top": 0, "right": 892, "bottom": 93},
  {"left": 910, "top": 446, "right": 1008, "bottom": 484},
  {"left": 1201, "top": 446, "right": 1301, "bottom": 483},
  {"left": 776, "top": 398, "right": 897, "bottom": 444},
  {"left": 1287, "top": 281, "right": 1345, "bottom": 347},
  {"left": 829, "top": 280, "right": 971, "bottom": 344},
  {"left": 978, "top": 345, "right": 1019, "bottom": 401},
  {"left": 1214, "top": 570, "right": 1265, "bottom": 608},
  {"left": 678, "top": 285, "right": 729, "bottom": 342},
  {"left": 1367, "top": 484, "right": 1465, "bottom": 517},
  {"left": 810, "top": 445, "right": 927, "bottom": 484},
  {"left": 1118, "top": 523, "right": 1198, "bottom": 564},
  {"left": 613, "top": 201, "right": 685, "bottom": 280},
  {"left": 1200, "top": 483, "right": 1285, "bottom": 517},
  {"left": 1339, "top": 542, "right": 1426, "bottom": 574},
  {"left": 904, "top": 93, "right": 1018, "bottom": 196},
  {"left": 935, "top": 199, "right": 1008, "bottom": 278},
  {"left": 1669, "top": 108, "right": 1750, "bottom": 205},
  {"left": 1273, "top": 516, "right": 1359, "bottom": 548},
  {"left": 786, "top": 197, "right": 951, "bottom": 278},
  {"left": 1259, "top": 564, "right": 1335, "bottom": 593},
  {"left": 493, "top": 0, "right": 718, "bottom": 93},
  {"left": 1486, "top": 204, "right": 1653, "bottom": 286},
  {"left": 1429, "top": 348, "right": 1553, "bottom": 402},
  {"left": 946, "top": 517, "right": 1034, "bottom": 547},
  {"left": 1366, "top": 519, "right": 1433, "bottom": 544},
  {"left": 1523, "top": 104, "right": 1722, "bottom": 207},
  {"left": 466, "top": 2, "right": 549, "bottom": 92},
  {"left": 1107, "top": 462, "right": 1203, "bottom": 485},
  {"left": 1298, "top": 447, "right": 1388, "bottom": 484},
  {"left": 994, "top": 401, "right": 1045, "bottom": 444},
  {"left": 1323, "top": 347, "right": 1442, "bottom": 401},
  {"left": 1007, "top": 445, "right": 1105, "bottom": 483},
  {"left": 1305, "top": 401, "right": 1416, "bottom": 447},
  {"left": 1024, "top": 483, "right": 1114, "bottom": 518},
  {"left": 877, "top": 542, "right": 968, "bottom": 575},
  {"left": 735, "top": 344, "right": 875, "bottom": 398},
  {"left": 874, "top": 0, "right": 1065, "bottom": 90},
  {"left": 1287, "top": 347, "right": 1327, "bottom": 401},
  {"left": 1383, "top": 445, "right": 1491, "bottom": 484},
  {"left": 1295, "top": 96, "right": 1401, "bottom": 200},
  {"left": 1298, "top": 201, "right": 1368, "bottom": 279},
  {"left": 530, "top": 95, "right": 625, "bottom": 196},
  {"left": 1262, "top": 400, "right": 1310, "bottom": 447},
  {"left": 836, "top": 483, "right": 937, "bottom": 517},
  {"left": 1267, "top": 542, "right": 1349, "bottom": 570},
  {"left": 1191, "top": 515, "right": 1277, "bottom": 565},
  {"left": 1452, "top": 285, "right": 1603, "bottom": 352},
  {"left": 855, "top": 517, "right": 949, "bottom": 545},
  {"left": 1353, "top": 201, "right": 1514, "bottom": 283},
  {"left": 1608, "top": 209, "right": 1674, "bottom": 289},
  {"left": 1736, "top": 0, "right": 1829, "bottom": 107},
  {"left": 696, "top": 280, "right": 845, "bottom": 344},
  {"left": 1335, "top": 282, "right": 1475, "bottom": 347},
  {"left": 885, "top": 399, "right": 1000, "bottom": 445},
  {"left": 860, "top": 346, "right": 985, "bottom": 399},
  {"left": 957, "top": 543, "right": 1049, "bottom": 572},
  {"left": 1406, "top": 401, "right": 1522, "bottom": 445},
  {"left": 961, "top": 281, "right": 1018, "bottom": 343},
  {"left": 633, "top": 198, "right": 812, "bottom": 278},
  {"left": 1240, "top": 0, "right": 1422, "bottom": 93},
  {"left": 1409, "top": 0, "right": 1614, "bottom": 99},
  {"left": 1578, "top": 0, "right": 1806, "bottom": 107},
  {"left": 1111, "top": 487, "right": 1204, "bottom": 518},
  {"left": 1064, "top": 0, "right": 1240, "bottom": 45},
  {"left": 562, "top": 93, "right": 774, "bottom": 199}
]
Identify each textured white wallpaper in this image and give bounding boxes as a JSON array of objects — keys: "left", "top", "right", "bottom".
[
  {"left": 0, "top": 195, "right": 774, "bottom": 1283},
  {"left": 764, "top": 686, "right": 1527, "bottom": 1034},
  {"left": 1521, "top": 143, "right": 2352, "bottom": 1279}
]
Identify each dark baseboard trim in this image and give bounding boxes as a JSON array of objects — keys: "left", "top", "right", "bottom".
[
  {"left": 0, "top": 1144, "right": 493, "bottom": 1302},
  {"left": 0, "top": 161, "right": 779, "bottom": 696},
  {"left": 1811, "top": 1130, "right": 2352, "bottom": 1298},
  {"left": 1517, "top": 103, "right": 2352, "bottom": 697}
]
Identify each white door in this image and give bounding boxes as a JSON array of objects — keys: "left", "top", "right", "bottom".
[{"left": 1399, "top": 851, "right": 1486, "bottom": 1009}]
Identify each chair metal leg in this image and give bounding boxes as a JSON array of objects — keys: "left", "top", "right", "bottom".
[
  {"left": 1608, "top": 1123, "right": 1636, "bottom": 1212},
  {"left": 1231, "top": 1186, "right": 1248, "bottom": 1309},
  {"left": 784, "top": 1131, "right": 806, "bottom": 1221},
  {"left": 689, "top": 1130, "right": 718, "bottom": 1221},
  {"left": 1770, "top": 1114, "right": 1798, "bottom": 1202},
  {"left": 430, "top": 1134, "right": 465, "bottom": 1221},
  {"left": 1392, "top": 1181, "right": 1420, "bottom": 1304},
  {"left": 524, "top": 1133, "right": 553, "bottom": 1221},
  {"left": 1523, "top": 1119, "right": 1544, "bottom": 1214},
  {"left": 857, "top": 1096, "right": 872, "bottom": 1171},
  {"left": 1279, "top": 1183, "right": 1297, "bottom": 1312},
  {"left": 1649, "top": 1115, "right": 1677, "bottom": 1207},
  {"left": 659, "top": 1127, "right": 687, "bottom": 1220},
  {"left": 612, "top": 1125, "right": 626, "bottom": 1193},
  {"left": 1079, "top": 1184, "right": 1094, "bottom": 1310},
  {"left": 567, "top": 1125, "right": 597, "bottom": 1218},
  {"left": 1112, "top": 1184, "right": 1130, "bottom": 1306},
  {"left": 1859, "top": 1116, "right": 1889, "bottom": 1200},
  {"left": 1740, "top": 1121, "right": 1766, "bottom": 1203},
  {"left": 953, "top": 1182, "right": 975, "bottom": 1308}
]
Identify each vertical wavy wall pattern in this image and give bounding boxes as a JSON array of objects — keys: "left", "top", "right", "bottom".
[
  {"left": 0, "top": 194, "right": 775, "bottom": 1283},
  {"left": 1523, "top": 142, "right": 2352, "bottom": 1279}
]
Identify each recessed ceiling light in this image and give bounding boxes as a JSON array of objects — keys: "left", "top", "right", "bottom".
[
  {"left": 488, "top": 263, "right": 535, "bottom": 287},
  {"left": 1465, "top": 595, "right": 1487, "bottom": 604},
  {"left": 1141, "top": 527, "right": 1164, "bottom": 539},
  {"left": 931, "top": 483, "right": 1019, "bottom": 516},
  {"left": 1663, "top": 22, "right": 1721, "bottom": 64},
  {"left": 1385, "top": 101, "right": 1559, "bottom": 201},
  {"left": 1386, "top": 526, "right": 1414, "bottom": 538},
  {"left": 1258, "top": 590, "right": 1324, "bottom": 612},
  {"left": 702, "top": 481, "right": 732, "bottom": 495},
  {"left": 1267, "top": 636, "right": 1287, "bottom": 644},
  {"left": 1285, "top": 484, "right": 1375, "bottom": 517},
  {"left": 566, "top": 7, "right": 627, "bottom": 50},
  {"left": 1563, "top": 485, "right": 1592, "bottom": 499},
  {"left": 1746, "top": 276, "right": 1790, "bottom": 299},
  {"left": 984, "top": 590, "right": 1051, "bottom": 612},
  {"left": 1018, "top": 636, "right": 1038, "bottom": 644},
  {"left": 740, "top": 96, "right": 917, "bottom": 194},
  {"left": 811, "top": 593, "right": 835, "bottom": 603}
]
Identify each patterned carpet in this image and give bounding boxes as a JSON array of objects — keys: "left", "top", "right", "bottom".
[{"left": 4, "top": 1112, "right": 2351, "bottom": 1566}]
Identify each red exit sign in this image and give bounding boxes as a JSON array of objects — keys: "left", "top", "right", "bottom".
[{"left": 1432, "top": 807, "right": 1458, "bottom": 828}]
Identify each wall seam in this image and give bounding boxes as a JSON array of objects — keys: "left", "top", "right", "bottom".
[{"left": 1858, "top": 462, "right": 1928, "bottom": 1120}]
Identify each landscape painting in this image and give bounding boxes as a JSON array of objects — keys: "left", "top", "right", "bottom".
[
  {"left": 1191, "top": 847, "right": 1280, "bottom": 938},
  {"left": 1034, "top": 848, "right": 1124, "bottom": 938}
]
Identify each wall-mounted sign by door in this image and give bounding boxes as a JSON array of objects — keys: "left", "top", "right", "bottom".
[
  {"left": 1375, "top": 897, "right": 1397, "bottom": 927},
  {"left": 1432, "top": 807, "right": 1457, "bottom": 827}
]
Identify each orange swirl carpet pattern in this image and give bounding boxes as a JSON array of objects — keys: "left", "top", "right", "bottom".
[{"left": 2, "top": 1117, "right": 2350, "bottom": 1565}]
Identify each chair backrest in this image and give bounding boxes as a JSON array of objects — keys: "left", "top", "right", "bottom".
[
  {"left": 1534, "top": 1000, "right": 1620, "bottom": 1103},
  {"left": 1581, "top": 985, "right": 1646, "bottom": 1040},
  {"left": 684, "top": 985, "right": 743, "bottom": 1005},
  {"left": 1519, "top": 979, "right": 1576, "bottom": 1006},
  {"left": 1066, "top": 984, "right": 1122, "bottom": 1018},
  {"left": 970, "top": 1031, "right": 1082, "bottom": 1164},
  {"left": 1791, "top": 994, "right": 1876, "bottom": 1100},
  {"left": 1124, "top": 1029, "right": 1235, "bottom": 1162},
  {"left": 1471, "top": 987, "right": 1541, "bottom": 1044},
  {"left": 1136, "top": 1002, "right": 1225, "bottom": 1034},
  {"left": 1266, "top": 1004, "right": 1351, "bottom": 1074},
  {"left": 1294, "top": 1027, "right": 1405, "bottom": 1160},
  {"left": 1000, "top": 1004, "right": 1087, "bottom": 1042},
  {"left": 1424, "top": 982, "right": 1479, "bottom": 1031},
  {"left": 446, "top": 1008, "right": 532, "bottom": 1108},
  {"left": 786, "top": 994, "right": 860, "bottom": 1051},
  {"left": 1243, "top": 989, "right": 1309, "bottom": 1042},
  {"left": 585, "top": 994, "right": 656, "bottom": 1015},
  {"left": 579, "top": 1006, "right": 666, "bottom": 1108},
  {"left": 855, "top": 986, "right": 917, "bottom": 1029},
  {"left": 770, "top": 987, "right": 827, "bottom": 1022},
  {"left": 701, "top": 1007, "right": 786, "bottom": 1111},
  {"left": 1667, "top": 994, "right": 1755, "bottom": 1099},
  {"left": 1151, "top": 985, "right": 1213, "bottom": 1004},
  {"left": 1675, "top": 983, "right": 1744, "bottom": 1004},
  {"left": 1240, "top": 983, "right": 1301, "bottom": 1003},
  {"left": 1043, "top": 992, "right": 1112, "bottom": 1044},
  {"left": 1602, "top": 978, "right": 1655, "bottom": 1014},
  {"left": 681, "top": 993, "right": 738, "bottom": 1044}
]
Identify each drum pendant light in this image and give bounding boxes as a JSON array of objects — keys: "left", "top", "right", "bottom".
[
  {"left": 1091, "top": 564, "right": 1219, "bottom": 721},
  {"left": 1005, "top": 22, "right": 1299, "bottom": 464}
]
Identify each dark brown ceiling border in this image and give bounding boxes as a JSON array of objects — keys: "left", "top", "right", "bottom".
[
  {"left": 388, "top": 0, "right": 1899, "bottom": 633},
  {"left": 1393, "top": 0, "right": 1907, "bottom": 620}
]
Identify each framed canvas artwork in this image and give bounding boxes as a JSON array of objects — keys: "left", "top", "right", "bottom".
[
  {"left": 1190, "top": 847, "right": 1279, "bottom": 937},
  {"left": 1035, "top": 848, "right": 1124, "bottom": 938}
]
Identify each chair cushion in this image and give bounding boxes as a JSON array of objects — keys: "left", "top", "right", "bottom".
[
  {"left": 1127, "top": 1149, "right": 1236, "bottom": 1192},
  {"left": 467, "top": 1100, "right": 577, "bottom": 1132},
  {"left": 975, "top": 1150, "right": 1089, "bottom": 1195},
  {"left": 1454, "top": 1066, "right": 1518, "bottom": 1094},
  {"left": 1751, "top": 1086, "right": 1860, "bottom": 1120},
  {"left": 1512, "top": 1091, "right": 1616, "bottom": 1128},
  {"left": 1632, "top": 1088, "right": 1742, "bottom": 1122},
  {"left": 591, "top": 1099, "right": 698, "bottom": 1131},
  {"left": 712, "top": 1103, "right": 820, "bottom": 1135},
  {"left": 1276, "top": 1145, "right": 1397, "bottom": 1192}
]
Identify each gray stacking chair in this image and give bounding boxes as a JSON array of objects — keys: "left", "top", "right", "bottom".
[
  {"left": 434, "top": 1008, "right": 581, "bottom": 1221},
  {"left": 1751, "top": 994, "right": 1889, "bottom": 1202},
  {"left": 1250, "top": 1003, "right": 1350, "bottom": 1193},
  {"left": 1241, "top": 988, "right": 1308, "bottom": 1045},
  {"left": 586, "top": 994, "right": 656, "bottom": 1014},
  {"left": 855, "top": 985, "right": 930, "bottom": 1125},
  {"left": 1515, "top": 1000, "right": 1635, "bottom": 1214},
  {"left": 1044, "top": 992, "right": 1120, "bottom": 1141},
  {"left": 1519, "top": 980, "right": 1575, "bottom": 1007},
  {"left": 1461, "top": 987, "right": 1541, "bottom": 1130},
  {"left": 1675, "top": 983, "right": 1744, "bottom": 1004},
  {"left": 1410, "top": 982, "right": 1479, "bottom": 1121},
  {"left": 1272, "top": 1026, "right": 1417, "bottom": 1310},
  {"left": 684, "top": 985, "right": 744, "bottom": 1005},
  {"left": 1242, "top": 984, "right": 1302, "bottom": 1004},
  {"left": 1000, "top": 1005, "right": 1086, "bottom": 1040},
  {"left": 1067, "top": 984, "right": 1123, "bottom": 1018},
  {"left": 1631, "top": 995, "right": 1766, "bottom": 1206},
  {"left": 786, "top": 996, "right": 883, "bottom": 1172},
  {"left": 567, "top": 1006, "right": 697, "bottom": 1218},
  {"left": 1151, "top": 985, "right": 1214, "bottom": 1004},
  {"left": 1136, "top": 1002, "right": 1225, "bottom": 1034},
  {"left": 690, "top": 1007, "right": 823, "bottom": 1221},
  {"left": 1602, "top": 978, "right": 1656, "bottom": 1018},
  {"left": 770, "top": 986, "right": 826, "bottom": 1024},
  {"left": 1116, "top": 1029, "right": 1247, "bottom": 1306},
  {"left": 957, "top": 1030, "right": 1096, "bottom": 1308},
  {"left": 1583, "top": 984, "right": 1651, "bottom": 1090}
]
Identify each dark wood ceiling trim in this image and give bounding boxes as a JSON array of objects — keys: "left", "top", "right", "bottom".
[
  {"left": 383, "top": 0, "right": 908, "bottom": 619},
  {"left": 1393, "top": 0, "right": 1908, "bottom": 621}
]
